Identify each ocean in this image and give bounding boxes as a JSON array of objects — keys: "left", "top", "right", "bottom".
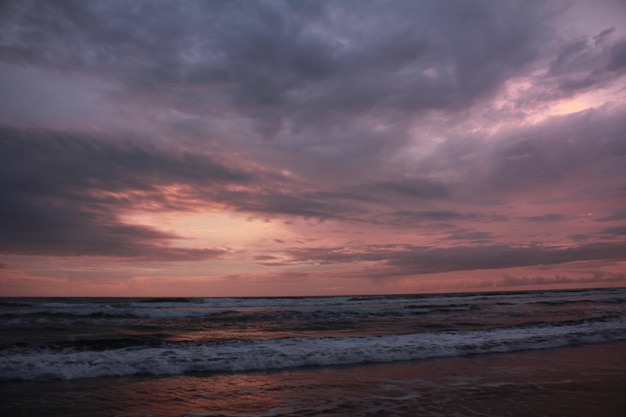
[{"left": 1, "top": 287, "right": 625, "bottom": 416}]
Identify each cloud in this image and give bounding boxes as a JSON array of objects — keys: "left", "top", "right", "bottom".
[
  {"left": 445, "top": 231, "right": 494, "bottom": 242},
  {"left": 194, "top": 174, "right": 454, "bottom": 223},
  {"left": 386, "top": 242, "right": 626, "bottom": 274},
  {"left": 0, "top": 0, "right": 554, "bottom": 179},
  {"left": 3, "top": 1, "right": 619, "bottom": 197},
  {"left": 0, "top": 1, "right": 624, "bottom": 295},
  {"left": 0, "top": 1, "right": 548, "bottom": 107},
  {"left": 600, "top": 226, "right": 626, "bottom": 236},
  {"left": 474, "top": 106, "right": 626, "bottom": 196},
  {"left": 498, "top": 271, "right": 626, "bottom": 287},
  {"left": 0, "top": 125, "right": 249, "bottom": 260},
  {"left": 364, "top": 179, "right": 449, "bottom": 200},
  {"left": 210, "top": 188, "right": 360, "bottom": 221},
  {"left": 548, "top": 29, "right": 626, "bottom": 92},
  {"left": 0, "top": 125, "right": 457, "bottom": 251},
  {"left": 389, "top": 210, "right": 507, "bottom": 226},
  {"left": 596, "top": 208, "right": 626, "bottom": 222},
  {"left": 268, "top": 241, "right": 626, "bottom": 275},
  {"left": 522, "top": 214, "right": 567, "bottom": 222}
]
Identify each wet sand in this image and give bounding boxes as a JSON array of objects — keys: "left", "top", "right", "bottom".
[{"left": 2, "top": 341, "right": 625, "bottom": 416}]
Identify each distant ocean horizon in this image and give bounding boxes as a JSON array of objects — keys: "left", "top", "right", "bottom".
[{"left": 2, "top": 287, "right": 625, "bottom": 416}]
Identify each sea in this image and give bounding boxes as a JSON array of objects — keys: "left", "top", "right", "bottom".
[{"left": 1, "top": 287, "right": 625, "bottom": 416}]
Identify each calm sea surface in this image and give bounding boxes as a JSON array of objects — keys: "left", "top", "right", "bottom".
[{"left": 1, "top": 287, "right": 625, "bottom": 416}]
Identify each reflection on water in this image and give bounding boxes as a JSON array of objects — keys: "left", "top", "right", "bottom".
[{"left": 2, "top": 341, "right": 625, "bottom": 417}]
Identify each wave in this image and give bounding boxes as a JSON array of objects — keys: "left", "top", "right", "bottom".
[
  {"left": 0, "top": 337, "right": 162, "bottom": 352},
  {"left": 134, "top": 297, "right": 194, "bottom": 304},
  {"left": 3, "top": 287, "right": 624, "bottom": 312},
  {"left": 2, "top": 315, "right": 624, "bottom": 381},
  {"left": 0, "top": 300, "right": 485, "bottom": 320}
]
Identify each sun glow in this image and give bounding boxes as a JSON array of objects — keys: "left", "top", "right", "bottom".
[
  {"left": 550, "top": 99, "right": 590, "bottom": 116},
  {"left": 123, "top": 211, "right": 290, "bottom": 248}
]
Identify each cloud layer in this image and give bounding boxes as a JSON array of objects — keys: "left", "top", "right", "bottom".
[{"left": 1, "top": 0, "right": 625, "bottom": 295}]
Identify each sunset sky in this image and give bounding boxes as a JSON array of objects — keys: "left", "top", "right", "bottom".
[{"left": 1, "top": 0, "right": 625, "bottom": 297}]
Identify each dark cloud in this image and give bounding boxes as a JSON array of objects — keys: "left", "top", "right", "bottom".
[
  {"left": 0, "top": 124, "right": 461, "bottom": 248},
  {"left": 569, "top": 234, "right": 591, "bottom": 242},
  {"left": 0, "top": 124, "right": 455, "bottom": 262},
  {"left": 548, "top": 28, "right": 626, "bottom": 92},
  {"left": 479, "top": 107, "right": 626, "bottom": 195},
  {"left": 5, "top": 1, "right": 616, "bottom": 202},
  {"left": 194, "top": 175, "right": 454, "bottom": 223},
  {"left": 386, "top": 242, "right": 626, "bottom": 274},
  {"left": 210, "top": 188, "right": 359, "bottom": 221},
  {"left": 269, "top": 241, "right": 626, "bottom": 275},
  {"left": 0, "top": 1, "right": 624, "bottom": 291},
  {"left": 365, "top": 179, "right": 449, "bottom": 200},
  {"left": 600, "top": 226, "right": 626, "bottom": 236},
  {"left": 0, "top": 0, "right": 548, "bottom": 108},
  {"left": 608, "top": 40, "right": 626, "bottom": 70},
  {"left": 445, "top": 231, "right": 494, "bottom": 242},
  {"left": 0, "top": 0, "right": 553, "bottom": 178},
  {"left": 388, "top": 210, "right": 508, "bottom": 227},
  {"left": 522, "top": 214, "right": 567, "bottom": 222},
  {"left": 498, "top": 271, "right": 626, "bottom": 288},
  {"left": 594, "top": 27, "right": 616, "bottom": 45},
  {"left": 0, "top": 126, "right": 251, "bottom": 194},
  {"left": 0, "top": 125, "right": 249, "bottom": 259},
  {"left": 596, "top": 208, "right": 626, "bottom": 222}
]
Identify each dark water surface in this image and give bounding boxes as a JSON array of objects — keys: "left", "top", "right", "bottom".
[{"left": 1, "top": 288, "right": 625, "bottom": 416}]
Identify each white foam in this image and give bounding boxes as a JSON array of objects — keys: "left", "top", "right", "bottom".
[{"left": 2, "top": 315, "right": 624, "bottom": 381}]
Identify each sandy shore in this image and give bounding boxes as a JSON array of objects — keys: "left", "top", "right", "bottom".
[{"left": 2, "top": 341, "right": 625, "bottom": 416}]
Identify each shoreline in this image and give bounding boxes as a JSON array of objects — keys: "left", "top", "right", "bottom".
[{"left": 3, "top": 340, "right": 625, "bottom": 416}]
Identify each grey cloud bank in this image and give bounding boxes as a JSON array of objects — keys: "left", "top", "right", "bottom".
[{"left": 0, "top": 0, "right": 624, "bottom": 294}]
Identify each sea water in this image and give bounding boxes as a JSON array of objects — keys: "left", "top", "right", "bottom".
[{"left": 1, "top": 287, "right": 625, "bottom": 416}]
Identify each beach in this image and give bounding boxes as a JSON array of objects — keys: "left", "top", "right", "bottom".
[
  {"left": 2, "top": 341, "right": 625, "bottom": 416},
  {"left": 1, "top": 288, "right": 625, "bottom": 416},
  {"left": 2, "top": 2, "right": 626, "bottom": 415}
]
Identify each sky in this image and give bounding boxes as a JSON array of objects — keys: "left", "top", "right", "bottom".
[{"left": 0, "top": 0, "right": 625, "bottom": 297}]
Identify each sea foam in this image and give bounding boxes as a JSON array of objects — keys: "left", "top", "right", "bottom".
[{"left": 2, "top": 314, "right": 624, "bottom": 381}]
